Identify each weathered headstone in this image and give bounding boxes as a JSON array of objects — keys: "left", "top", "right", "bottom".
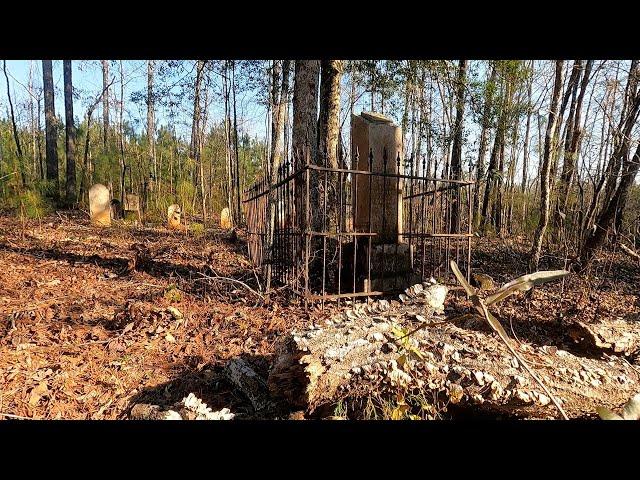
[
  {"left": 124, "top": 194, "right": 140, "bottom": 213},
  {"left": 89, "top": 183, "right": 111, "bottom": 226},
  {"left": 351, "top": 112, "right": 403, "bottom": 244},
  {"left": 168, "top": 204, "right": 182, "bottom": 230},
  {"left": 220, "top": 207, "right": 232, "bottom": 230}
]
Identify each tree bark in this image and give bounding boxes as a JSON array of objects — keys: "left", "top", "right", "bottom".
[
  {"left": 3, "top": 60, "right": 25, "bottom": 186},
  {"left": 147, "top": 60, "right": 156, "bottom": 182},
  {"left": 473, "top": 64, "right": 497, "bottom": 228},
  {"left": 101, "top": 60, "right": 110, "bottom": 151},
  {"left": 318, "top": 60, "right": 343, "bottom": 170},
  {"left": 63, "top": 60, "right": 76, "bottom": 203},
  {"left": 190, "top": 60, "right": 205, "bottom": 189},
  {"left": 291, "top": 60, "right": 320, "bottom": 170},
  {"left": 529, "top": 61, "right": 564, "bottom": 271},
  {"left": 450, "top": 60, "right": 467, "bottom": 228},
  {"left": 118, "top": 61, "right": 126, "bottom": 206},
  {"left": 269, "top": 60, "right": 291, "bottom": 179},
  {"left": 42, "top": 60, "right": 59, "bottom": 192}
]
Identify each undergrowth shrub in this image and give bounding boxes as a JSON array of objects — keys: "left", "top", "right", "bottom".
[{"left": 0, "top": 181, "right": 54, "bottom": 219}]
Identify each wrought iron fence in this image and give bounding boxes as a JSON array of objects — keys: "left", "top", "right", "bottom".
[{"left": 242, "top": 150, "right": 474, "bottom": 307}]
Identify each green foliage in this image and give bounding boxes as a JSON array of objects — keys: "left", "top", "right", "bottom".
[
  {"left": 164, "top": 284, "right": 182, "bottom": 303},
  {"left": 189, "top": 222, "right": 205, "bottom": 236},
  {"left": 1, "top": 185, "right": 53, "bottom": 219},
  {"left": 176, "top": 180, "right": 196, "bottom": 215}
]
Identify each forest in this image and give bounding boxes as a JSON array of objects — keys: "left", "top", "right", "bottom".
[{"left": 0, "top": 59, "right": 639, "bottom": 421}]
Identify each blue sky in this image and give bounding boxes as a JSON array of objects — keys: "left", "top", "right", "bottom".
[
  {"left": 3, "top": 60, "right": 628, "bottom": 186},
  {"left": 1, "top": 60, "right": 271, "bottom": 142}
]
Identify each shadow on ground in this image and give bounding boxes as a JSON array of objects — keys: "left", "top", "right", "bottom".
[{"left": 124, "top": 353, "right": 287, "bottom": 420}]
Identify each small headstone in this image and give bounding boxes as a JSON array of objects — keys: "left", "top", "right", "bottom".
[
  {"left": 168, "top": 204, "right": 182, "bottom": 230},
  {"left": 89, "top": 183, "right": 111, "bottom": 227},
  {"left": 124, "top": 194, "right": 142, "bottom": 223},
  {"left": 220, "top": 207, "right": 232, "bottom": 230},
  {"left": 124, "top": 194, "right": 140, "bottom": 212}
]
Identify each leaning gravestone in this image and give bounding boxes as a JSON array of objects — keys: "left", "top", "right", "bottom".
[
  {"left": 89, "top": 183, "right": 111, "bottom": 226},
  {"left": 124, "top": 193, "right": 142, "bottom": 223},
  {"left": 220, "top": 207, "right": 232, "bottom": 230},
  {"left": 167, "top": 204, "right": 182, "bottom": 230}
]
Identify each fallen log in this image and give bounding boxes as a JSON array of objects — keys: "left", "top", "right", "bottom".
[
  {"left": 224, "top": 357, "right": 275, "bottom": 414},
  {"left": 268, "top": 283, "right": 640, "bottom": 419},
  {"left": 567, "top": 318, "right": 640, "bottom": 357},
  {"left": 620, "top": 243, "right": 640, "bottom": 262}
]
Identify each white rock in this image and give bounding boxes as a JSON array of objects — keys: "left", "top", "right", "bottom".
[
  {"left": 535, "top": 392, "right": 551, "bottom": 406},
  {"left": 369, "top": 332, "right": 385, "bottom": 342},
  {"left": 489, "top": 381, "right": 504, "bottom": 401},
  {"left": 388, "top": 368, "right": 412, "bottom": 387}
]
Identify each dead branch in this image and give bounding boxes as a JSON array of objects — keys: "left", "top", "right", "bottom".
[{"left": 194, "top": 273, "right": 264, "bottom": 301}]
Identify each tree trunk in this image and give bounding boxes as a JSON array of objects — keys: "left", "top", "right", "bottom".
[
  {"left": 190, "top": 60, "right": 205, "bottom": 191},
  {"left": 223, "top": 61, "right": 234, "bottom": 226},
  {"left": 118, "top": 61, "right": 126, "bottom": 206},
  {"left": 147, "top": 60, "right": 156, "bottom": 182},
  {"left": 450, "top": 60, "right": 467, "bottom": 228},
  {"left": 579, "top": 65, "right": 640, "bottom": 269},
  {"left": 481, "top": 75, "right": 507, "bottom": 232},
  {"left": 530, "top": 60, "right": 565, "bottom": 271},
  {"left": 288, "top": 60, "right": 320, "bottom": 294},
  {"left": 232, "top": 61, "right": 241, "bottom": 224},
  {"left": 473, "top": 63, "right": 497, "bottom": 228},
  {"left": 269, "top": 60, "right": 291, "bottom": 179},
  {"left": 3, "top": 60, "right": 25, "bottom": 186},
  {"left": 101, "top": 60, "right": 110, "bottom": 151},
  {"left": 521, "top": 62, "right": 533, "bottom": 223},
  {"left": 28, "top": 61, "right": 40, "bottom": 181},
  {"left": 318, "top": 59, "right": 343, "bottom": 212},
  {"left": 63, "top": 60, "right": 77, "bottom": 204},
  {"left": 291, "top": 60, "right": 320, "bottom": 170},
  {"left": 42, "top": 60, "right": 59, "bottom": 191}
]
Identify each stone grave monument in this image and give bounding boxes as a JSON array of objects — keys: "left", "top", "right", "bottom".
[
  {"left": 89, "top": 183, "right": 111, "bottom": 227},
  {"left": 350, "top": 112, "right": 416, "bottom": 292}
]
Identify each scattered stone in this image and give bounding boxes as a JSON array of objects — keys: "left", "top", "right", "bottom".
[
  {"left": 489, "top": 381, "right": 504, "bottom": 400},
  {"left": 368, "top": 332, "right": 385, "bottom": 342}
]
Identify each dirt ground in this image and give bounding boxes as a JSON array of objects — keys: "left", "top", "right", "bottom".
[{"left": 0, "top": 212, "right": 639, "bottom": 420}]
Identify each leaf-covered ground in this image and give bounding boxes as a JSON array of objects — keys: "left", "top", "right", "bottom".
[
  {"left": 0, "top": 211, "right": 309, "bottom": 419},
  {"left": 0, "top": 213, "right": 638, "bottom": 420}
]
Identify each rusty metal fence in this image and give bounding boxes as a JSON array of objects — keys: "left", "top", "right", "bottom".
[{"left": 242, "top": 150, "right": 474, "bottom": 307}]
